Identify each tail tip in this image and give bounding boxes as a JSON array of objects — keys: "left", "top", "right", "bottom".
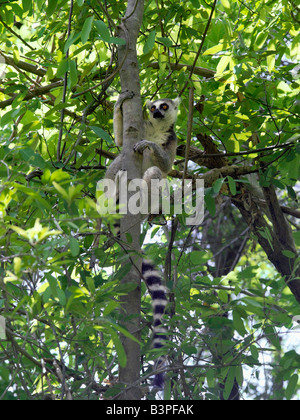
[{"left": 153, "top": 373, "right": 164, "bottom": 389}]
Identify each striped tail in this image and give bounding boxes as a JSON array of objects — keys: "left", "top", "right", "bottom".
[{"left": 142, "top": 260, "right": 167, "bottom": 388}]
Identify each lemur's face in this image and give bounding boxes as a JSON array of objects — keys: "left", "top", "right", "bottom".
[{"left": 147, "top": 98, "right": 181, "bottom": 124}]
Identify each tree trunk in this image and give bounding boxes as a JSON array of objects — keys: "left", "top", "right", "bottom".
[{"left": 116, "top": 0, "right": 144, "bottom": 400}]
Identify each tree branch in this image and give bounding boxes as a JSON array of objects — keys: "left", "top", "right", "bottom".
[
  {"left": 147, "top": 61, "right": 216, "bottom": 79},
  {"left": 0, "top": 51, "right": 47, "bottom": 77},
  {"left": 0, "top": 17, "right": 34, "bottom": 50},
  {"left": 0, "top": 81, "right": 64, "bottom": 109}
]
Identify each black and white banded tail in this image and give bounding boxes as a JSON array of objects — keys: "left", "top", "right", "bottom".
[{"left": 142, "top": 260, "right": 167, "bottom": 388}]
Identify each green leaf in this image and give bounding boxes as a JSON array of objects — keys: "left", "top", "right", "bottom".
[
  {"left": 108, "top": 37, "right": 126, "bottom": 45},
  {"left": 112, "top": 323, "right": 141, "bottom": 345},
  {"left": 2, "top": 108, "right": 22, "bottom": 126},
  {"left": 264, "top": 325, "right": 281, "bottom": 350},
  {"left": 232, "top": 310, "right": 247, "bottom": 336},
  {"left": 69, "top": 60, "right": 78, "bottom": 88},
  {"left": 282, "top": 250, "right": 296, "bottom": 258},
  {"left": 13, "top": 47, "right": 20, "bottom": 64},
  {"left": 70, "top": 237, "right": 80, "bottom": 257},
  {"left": 94, "top": 20, "right": 111, "bottom": 42},
  {"left": 64, "top": 32, "right": 81, "bottom": 53},
  {"left": 143, "top": 30, "right": 156, "bottom": 54},
  {"left": 206, "top": 369, "right": 215, "bottom": 388},
  {"left": 250, "top": 344, "right": 259, "bottom": 361},
  {"left": 56, "top": 59, "right": 69, "bottom": 78},
  {"left": 109, "top": 327, "right": 127, "bottom": 368},
  {"left": 125, "top": 233, "right": 133, "bottom": 244},
  {"left": 114, "top": 282, "right": 138, "bottom": 294},
  {"left": 286, "top": 374, "right": 298, "bottom": 400},
  {"left": 89, "top": 125, "right": 112, "bottom": 143},
  {"left": 103, "top": 300, "right": 119, "bottom": 316},
  {"left": 253, "top": 32, "right": 268, "bottom": 51},
  {"left": 81, "top": 16, "right": 94, "bottom": 44},
  {"left": 42, "top": 287, "right": 52, "bottom": 303},
  {"left": 20, "top": 148, "right": 47, "bottom": 168},
  {"left": 267, "top": 53, "right": 275, "bottom": 73},
  {"left": 104, "top": 383, "right": 126, "bottom": 398},
  {"left": 235, "top": 365, "right": 243, "bottom": 387},
  {"left": 287, "top": 186, "right": 297, "bottom": 200},
  {"left": 86, "top": 277, "right": 95, "bottom": 295},
  {"left": 46, "top": 0, "right": 57, "bottom": 17},
  {"left": 52, "top": 181, "right": 69, "bottom": 201},
  {"left": 227, "top": 176, "right": 237, "bottom": 195},
  {"left": 203, "top": 44, "right": 225, "bottom": 56},
  {"left": 218, "top": 289, "right": 228, "bottom": 303},
  {"left": 157, "top": 37, "right": 173, "bottom": 48},
  {"left": 293, "top": 231, "right": 300, "bottom": 246},
  {"left": 205, "top": 193, "right": 216, "bottom": 216},
  {"left": 221, "top": 0, "right": 231, "bottom": 9},
  {"left": 223, "top": 367, "right": 236, "bottom": 400},
  {"left": 216, "top": 55, "right": 231, "bottom": 76},
  {"left": 57, "top": 288, "right": 66, "bottom": 306},
  {"left": 213, "top": 178, "right": 224, "bottom": 193},
  {"left": 22, "top": 0, "right": 32, "bottom": 12},
  {"left": 189, "top": 251, "right": 209, "bottom": 266},
  {"left": 47, "top": 276, "right": 58, "bottom": 298},
  {"left": 75, "top": 142, "right": 99, "bottom": 168},
  {"left": 12, "top": 182, "right": 52, "bottom": 211}
]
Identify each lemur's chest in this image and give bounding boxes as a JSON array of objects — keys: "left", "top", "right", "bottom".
[{"left": 144, "top": 122, "right": 169, "bottom": 146}]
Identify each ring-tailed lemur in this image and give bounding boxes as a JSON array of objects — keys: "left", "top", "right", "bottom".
[
  {"left": 106, "top": 93, "right": 180, "bottom": 186},
  {"left": 105, "top": 93, "right": 180, "bottom": 388}
]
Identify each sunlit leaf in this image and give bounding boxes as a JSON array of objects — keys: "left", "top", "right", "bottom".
[
  {"left": 81, "top": 16, "right": 94, "bottom": 44},
  {"left": 143, "top": 30, "right": 156, "bottom": 54}
]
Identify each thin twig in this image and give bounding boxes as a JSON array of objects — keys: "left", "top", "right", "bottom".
[
  {"left": 0, "top": 16, "right": 34, "bottom": 50},
  {"left": 62, "top": 101, "right": 95, "bottom": 167}
]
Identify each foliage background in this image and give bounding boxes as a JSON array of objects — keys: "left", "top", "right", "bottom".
[{"left": 0, "top": 0, "right": 299, "bottom": 400}]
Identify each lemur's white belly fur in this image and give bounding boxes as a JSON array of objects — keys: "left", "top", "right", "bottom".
[{"left": 144, "top": 121, "right": 170, "bottom": 146}]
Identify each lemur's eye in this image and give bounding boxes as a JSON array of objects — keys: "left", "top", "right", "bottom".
[
  {"left": 150, "top": 106, "right": 156, "bottom": 112},
  {"left": 161, "top": 104, "right": 169, "bottom": 111}
]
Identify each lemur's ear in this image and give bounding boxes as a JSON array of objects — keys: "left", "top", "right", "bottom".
[
  {"left": 173, "top": 97, "right": 181, "bottom": 109},
  {"left": 146, "top": 100, "right": 152, "bottom": 109}
]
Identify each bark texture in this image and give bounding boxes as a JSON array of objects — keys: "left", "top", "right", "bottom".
[{"left": 116, "top": 0, "right": 144, "bottom": 400}]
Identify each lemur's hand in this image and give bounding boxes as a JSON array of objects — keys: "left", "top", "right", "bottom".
[{"left": 133, "top": 140, "right": 152, "bottom": 154}]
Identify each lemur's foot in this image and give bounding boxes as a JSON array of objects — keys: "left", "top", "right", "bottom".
[{"left": 116, "top": 91, "right": 135, "bottom": 110}]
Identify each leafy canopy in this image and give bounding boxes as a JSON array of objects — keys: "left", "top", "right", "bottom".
[{"left": 0, "top": 0, "right": 299, "bottom": 400}]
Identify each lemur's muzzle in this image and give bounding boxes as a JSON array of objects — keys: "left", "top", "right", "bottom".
[{"left": 153, "top": 110, "right": 164, "bottom": 119}]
